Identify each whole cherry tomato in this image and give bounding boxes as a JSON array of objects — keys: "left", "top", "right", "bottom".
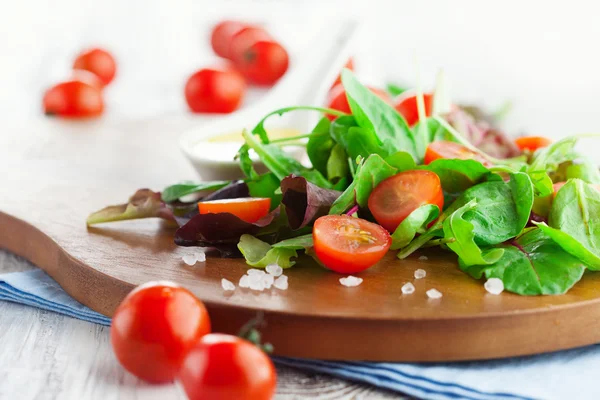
[
  {"left": 233, "top": 40, "right": 289, "bottom": 85},
  {"left": 313, "top": 215, "right": 391, "bottom": 274},
  {"left": 393, "top": 92, "right": 433, "bottom": 126},
  {"left": 179, "top": 333, "right": 277, "bottom": 400},
  {"left": 71, "top": 69, "right": 104, "bottom": 91},
  {"left": 228, "top": 26, "right": 272, "bottom": 63},
  {"left": 331, "top": 58, "right": 354, "bottom": 88},
  {"left": 211, "top": 20, "right": 248, "bottom": 58},
  {"left": 43, "top": 80, "right": 104, "bottom": 118},
  {"left": 73, "top": 48, "right": 116, "bottom": 86},
  {"left": 326, "top": 83, "right": 390, "bottom": 120},
  {"left": 185, "top": 67, "right": 246, "bottom": 114},
  {"left": 111, "top": 281, "right": 211, "bottom": 383}
]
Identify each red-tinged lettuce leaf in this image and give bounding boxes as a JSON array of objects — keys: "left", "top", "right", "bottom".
[
  {"left": 86, "top": 189, "right": 173, "bottom": 225},
  {"left": 175, "top": 208, "right": 280, "bottom": 247},
  {"left": 281, "top": 175, "right": 341, "bottom": 230}
]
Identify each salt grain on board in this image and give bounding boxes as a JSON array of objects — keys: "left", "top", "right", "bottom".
[
  {"left": 247, "top": 269, "right": 265, "bottom": 276},
  {"left": 339, "top": 276, "right": 363, "bottom": 287},
  {"left": 426, "top": 288, "right": 443, "bottom": 299},
  {"left": 401, "top": 282, "right": 415, "bottom": 294},
  {"left": 249, "top": 279, "right": 266, "bottom": 291},
  {"left": 263, "top": 274, "right": 275, "bottom": 289},
  {"left": 221, "top": 278, "right": 235, "bottom": 291},
  {"left": 182, "top": 254, "right": 197, "bottom": 266},
  {"left": 484, "top": 278, "right": 504, "bottom": 295},
  {"left": 274, "top": 275, "right": 289, "bottom": 290},
  {"left": 414, "top": 269, "right": 427, "bottom": 279},
  {"left": 418, "top": 255, "right": 428, "bottom": 261},
  {"left": 266, "top": 263, "right": 283, "bottom": 277},
  {"left": 196, "top": 251, "right": 206, "bottom": 262},
  {"left": 239, "top": 275, "right": 250, "bottom": 288}
]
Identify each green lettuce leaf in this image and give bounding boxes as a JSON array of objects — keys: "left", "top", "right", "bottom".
[
  {"left": 238, "top": 234, "right": 298, "bottom": 269},
  {"left": 391, "top": 204, "right": 440, "bottom": 250}
]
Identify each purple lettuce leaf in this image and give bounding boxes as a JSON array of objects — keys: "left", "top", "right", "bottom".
[
  {"left": 281, "top": 175, "right": 341, "bottom": 230},
  {"left": 86, "top": 189, "right": 173, "bottom": 225}
]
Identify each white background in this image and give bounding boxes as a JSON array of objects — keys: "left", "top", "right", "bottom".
[{"left": 1, "top": 0, "right": 599, "bottom": 155}]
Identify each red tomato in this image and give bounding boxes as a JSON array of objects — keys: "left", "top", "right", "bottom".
[
  {"left": 43, "top": 80, "right": 104, "bottom": 118},
  {"left": 198, "top": 197, "right": 271, "bottom": 223},
  {"left": 111, "top": 281, "right": 211, "bottom": 383},
  {"left": 73, "top": 48, "right": 116, "bottom": 86},
  {"left": 313, "top": 215, "right": 391, "bottom": 273},
  {"left": 368, "top": 170, "right": 444, "bottom": 232},
  {"left": 424, "top": 141, "right": 491, "bottom": 166},
  {"left": 71, "top": 69, "right": 104, "bottom": 91},
  {"left": 185, "top": 68, "right": 246, "bottom": 114},
  {"left": 233, "top": 40, "right": 289, "bottom": 85},
  {"left": 211, "top": 21, "right": 248, "bottom": 58},
  {"left": 393, "top": 92, "right": 433, "bottom": 126},
  {"left": 228, "top": 26, "right": 272, "bottom": 62},
  {"left": 326, "top": 83, "right": 391, "bottom": 120},
  {"left": 515, "top": 136, "right": 552, "bottom": 152},
  {"left": 332, "top": 58, "right": 354, "bottom": 88},
  {"left": 179, "top": 334, "right": 276, "bottom": 400}
]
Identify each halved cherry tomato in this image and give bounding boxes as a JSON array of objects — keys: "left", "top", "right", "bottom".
[
  {"left": 111, "top": 281, "right": 211, "bottom": 383},
  {"left": 43, "top": 80, "right": 104, "bottom": 118},
  {"left": 228, "top": 26, "right": 272, "bottom": 63},
  {"left": 185, "top": 67, "right": 246, "bottom": 114},
  {"left": 73, "top": 48, "right": 116, "bottom": 86},
  {"left": 393, "top": 92, "right": 433, "bottom": 126},
  {"left": 331, "top": 58, "right": 354, "bottom": 88},
  {"left": 198, "top": 197, "right": 271, "bottom": 223},
  {"left": 211, "top": 20, "right": 248, "bottom": 58},
  {"left": 368, "top": 170, "right": 444, "bottom": 232},
  {"left": 515, "top": 136, "right": 552, "bottom": 152},
  {"left": 313, "top": 215, "right": 391, "bottom": 273},
  {"left": 179, "top": 334, "right": 276, "bottom": 400},
  {"left": 233, "top": 40, "right": 288, "bottom": 85},
  {"left": 424, "top": 141, "right": 491, "bottom": 166},
  {"left": 326, "top": 83, "right": 390, "bottom": 120}
]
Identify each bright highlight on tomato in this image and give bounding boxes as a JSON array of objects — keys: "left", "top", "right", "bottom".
[
  {"left": 110, "top": 281, "right": 211, "bottom": 383},
  {"left": 198, "top": 197, "right": 271, "bottom": 223},
  {"left": 368, "top": 170, "right": 444, "bottom": 232},
  {"left": 424, "top": 141, "right": 491, "bottom": 166},
  {"left": 73, "top": 48, "right": 116, "bottom": 86},
  {"left": 514, "top": 136, "right": 552, "bottom": 152},
  {"left": 326, "top": 83, "right": 390, "bottom": 120},
  {"left": 179, "top": 333, "right": 277, "bottom": 400},
  {"left": 43, "top": 80, "right": 104, "bottom": 118},
  {"left": 313, "top": 215, "right": 391, "bottom": 274},
  {"left": 185, "top": 68, "right": 246, "bottom": 114},
  {"left": 393, "top": 92, "right": 433, "bottom": 126}
]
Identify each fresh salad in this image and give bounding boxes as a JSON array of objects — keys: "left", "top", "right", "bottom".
[{"left": 88, "top": 69, "right": 600, "bottom": 296}]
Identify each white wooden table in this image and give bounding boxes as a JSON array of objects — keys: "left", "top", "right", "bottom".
[{"left": 0, "top": 249, "right": 403, "bottom": 399}]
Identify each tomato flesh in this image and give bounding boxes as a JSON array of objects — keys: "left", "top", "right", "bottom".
[
  {"left": 110, "top": 282, "right": 211, "bottom": 383},
  {"left": 211, "top": 20, "right": 247, "bottom": 58},
  {"left": 179, "top": 334, "right": 276, "bottom": 400},
  {"left": 43, "top": 80, "right": 104, "bottom": 118},
  {"left": 198, "top": 197, "right": 271, "bottom": 223},
  {"left": 73, "top": 48, "right": 116, "bottom": 86},
  {"left": 185, "top": 68, "right": 246, "bottom": 114},
  {"left": 424, "top": 141, "right": 491, "bottom": 166},
  {"left": 326, "top": 83, "right": 391, "bottom": 120},
  {"left": 393, "top": 92, "right": 433, "bottom": 126},
  {"left": 368, "top": 170, "right": 444, "bottom": 232},
  {"left": 515, "top": 136, "right": 552, "bottom": 152},
  {"left": 313, "top": 215, "right": 391, "bottom": 274}
]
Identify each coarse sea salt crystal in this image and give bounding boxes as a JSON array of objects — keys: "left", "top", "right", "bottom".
[
  {"left": 182, "top": 254, "right": 197, "bottom": 266},
  {"left": 239, "top": 275, "right": 250, "bottom": 288},
  {"left": 414, "top": 269, "right": 427, "bottom": 279},
  {"left": 196, "top": 251, "right": 206, "bottom": 262},
  {"left": 339, "top": 276, "right": 363, "bottom": 287},
  {"left": 484, "top": 278, "right": 504, "bottom": 295},
  {"left": 401, "top": 282, "right": 415, "bottom": 294},
  {"left": 418, "top": 255, "right": 428, "bottom": 261},
  {"left": 221, "top": 278, "right": 235, "bottom": 291},
  {"left": 247, "top": 269, "right": 266, "bottom": 276},
  {"left": 426, "top": 288, "right": 443, "bottom": 299},
  {"left": 266, "top": 263, "right": 283, "bottom": 277},
  {"left": 274, "top": 275, "right": 289, "bottom": 290},
  {"left": 249, "top": 279, "right": 266, "bottom": 291},
  {"left": 263, "top": 274, "right": 275, "bottom": 289},
  {"left": 248, "top": 273, "right": 263, "bottom": 286}
]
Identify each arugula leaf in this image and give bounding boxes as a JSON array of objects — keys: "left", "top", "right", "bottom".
[
  {"left": 236, "top": 144, "right": 259, "bottom": 180},
  {"left": 162, "top": 181, "right": 230, "bottom": 203},
  {"left": 326, "top": 144, "right": 350, "bottom": 184},
  {"left": 87, "top": 189, "right": 174, "bottom": 225},
  {"left": 423, "top": 159, "right": 495, "bottom": 197},
  {"left": 460, "top": 228, "right": 585, "bottom": 295},
  {"left": 391, "top": 204, "right": 440, "bottom": 250},
  {"left": 458, "top": 172, "right": 534, "bottom": 245},
  {"left": 330, "top": 116, "right": 389, "bottom": 160},
  {"left": 247, "top": 173, "right": 282, "bottom": 209},
  {"left": 238, "top": 234, "right": 298, "bottom": 269},
  {"left": 329, "top": 154, "right": 398, "bottom": 214},
  {"left": 341, "top": 70, "right": 418, "bottom": 161},
  {"left": 536, "top": 179, "right": 600, "bottom": 269},
  {"left": 242, "top": 129, "right": 332, "bottom": 188},
  {"left": 306, "top": 117, "right": 334, "bottom": 177},
  {"left": 443, "top": 200, "right": 505, "bottom": 266},
  {"left": 272, "top": 234, "right": 314, "bottom": 249},
  {"left": 281, "top": 175, "right": 341, "bottom": 230}
]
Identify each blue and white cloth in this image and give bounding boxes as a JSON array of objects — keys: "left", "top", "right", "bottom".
[{"left": 1, "top": 268, "right": 598, "bottom": 400}]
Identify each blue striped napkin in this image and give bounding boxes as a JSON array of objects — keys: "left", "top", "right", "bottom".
[{"left": 1, "top": 268, "right": 598, "bottom": 400}]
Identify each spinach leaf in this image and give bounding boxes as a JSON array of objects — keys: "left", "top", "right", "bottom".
[
  {"left": 537, "top": 179, "right": 600, "bottom": 269},
  {"left": 329, "top": 154, "right": 398, "bottom": 214},
  {"left": 386, "top": 83, "right": 407, "bottom": 97},
  {"left": 391, "top": 204, "right": 440, "bottom": 250},
  {"left": 385, "top": 151, "right": 416, "bottom": 171},
  {"left": 528, "top": 136, "right": 578, "bottom": 196},
  {"left": 272, "top": 234, "right": 314, "bottom": 249},
  {"left": 162, "top": 181, "right": 230, "bottom": 203},
  {"left": 423, "top": 159, "right": 495, "bottom": 196},
  {"left": 281, "top": 175, "right": 341, "bottom": 230},
  {"left": 330, "top": 115, "right": 389, "bottom": 160},
  {"left": 87, "top": 189, "right": 173, "bottom": 225},
  {"left": 341, "top": 70, "right": 418, "bottom": 161},
  {"left": 306, "top": 117, "right": 334, "bottom": 177},
  {"left": 326, "top": 144, "right": 350, "bottom": 183},
  {"left": 458, "top": 172, "right": 534, "bottom": 246},
  {"left": 238, "top": 234, "right": 298, "bottom": 269},
  {"left": 242, "top": 129, "right": 332, "bottom": 188},
  {"left": 412, "top": 117, "right": 453, "bottom": 144},
  {"left": 460, "top": 228, "right": 585, "bottom": 295},
  {"left": 567, "top": 158, "right": 600, "bottom": 184},
  {"left": 247, "top": 173, "right": 282, "bottom": 208},
  {"left": 444, "top": 200, "right": 505, "bottom": 266}
]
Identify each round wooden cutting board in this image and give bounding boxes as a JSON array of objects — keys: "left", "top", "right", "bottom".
[{"left": 2, "top": 119, "right": 600, "bottom": 362}]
